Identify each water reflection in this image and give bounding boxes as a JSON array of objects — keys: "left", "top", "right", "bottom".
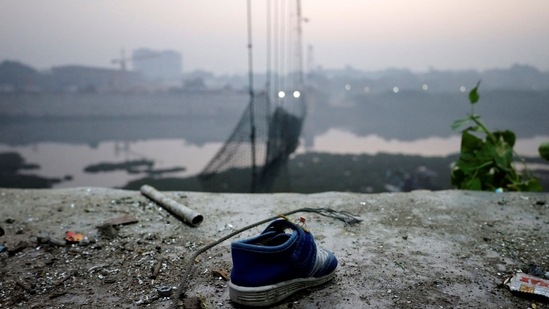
[
  {"left": 1, "top": 129, "right": 547, "bottom": 189},
  {"left": 0, "top": 140, "right": 222, "bottom": 188},
  {"left": 303, "top": 129, "right": 547, "bottom": 157}
]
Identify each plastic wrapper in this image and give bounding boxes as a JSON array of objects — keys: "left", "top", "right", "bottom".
[{"left": 505, "top": 272, "right": 549, "bottom": 299}]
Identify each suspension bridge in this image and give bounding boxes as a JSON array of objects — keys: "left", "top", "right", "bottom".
[{"left": 199, "top": 0, "right": 308, "bottom": 193}]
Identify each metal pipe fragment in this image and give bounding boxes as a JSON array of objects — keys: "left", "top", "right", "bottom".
[{"left": 140, "top": 185, "right": 203, "bottom": 227}]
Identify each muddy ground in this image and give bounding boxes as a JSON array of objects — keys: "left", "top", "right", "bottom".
[{"left": 0, "top": 188, "right": 548, "bottom": 308}]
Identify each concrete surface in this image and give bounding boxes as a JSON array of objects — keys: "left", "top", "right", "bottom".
[{"left": 0, "top": 188, "right": 548, "bottom": 308}]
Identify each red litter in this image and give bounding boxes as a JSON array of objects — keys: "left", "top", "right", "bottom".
[
  {"left": 65, "top": 231, "right": 86, "bottom": 243},
  {"left": 505, "top": 272, "right": 549, "bottom": 299}
]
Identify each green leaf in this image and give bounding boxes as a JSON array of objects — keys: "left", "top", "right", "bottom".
[
  {"left": 466, "top": 178, "right": 482, "bottom": 190},
  {"left": 461, "top": 130, "right": 482, "bottom": 153},
  {"left": 525, "top": 179, "right": 543, "bottom": 192},
  {"left": 451, "top": 168, "right": 464, "bottom": 187},
  {"left": 494, "top": 130, "right": 516, "bottom": 147},
  {"left": 468, "top": 115, "right": 485, "bottom": 133},
  {"left": 469, "top": 81, "right": 481, "bottom": 104},
  {"left": 491, "top": 143, "right": 513, "bottom": 171},
  {"left": 539, "top": 142, "right": 549, "bottom": 161},
  {"left": 514, "top": 179, "right": 543, "bottom": 192},
  {"left": 474, "top": 144, "right": 496, "bottom": 167},
  {"left": 451, "top": 118, "right": 470, "bottom": 131}
]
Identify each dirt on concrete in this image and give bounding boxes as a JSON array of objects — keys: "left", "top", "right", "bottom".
[{"left": 0, "top": 188, "right": 548, "bottom": 308}]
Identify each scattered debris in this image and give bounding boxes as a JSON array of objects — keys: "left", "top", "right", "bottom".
[
  {"left": 48, "top": 291, "right": 68, "bottom": 299},
  {"left": 0, "top": 226, "right": 5, "bottom": 252},
  {"left": 36, "top": 231, "right": 51, "bottom": 244},
  {"left": 135, "top": 294, "right": 160, "bottom": 306},
  {"left": 48, "top": 238, "right": 67, "bottom": 247},
  {"left": 211, "top": 269, "right": 230, "bottom": 281},
  {"left": 96, "top": 223, "right": 119, "bottom": 240},
  {"left": 157, "top": 286, "right": 173, "bottom": 297},
  {"left": 16, "top": 279, "right": 35, "bottom": 294},
  {"left": 64, "top": 231, "right": 86, "bottom": 243},
  {"left": 394, "top": 261, "right": 406, "bottom": 271},
  {"left": 88, "top": 264, "right": 109, "bottom": 273},
  {"left": 182, "top": 296, "right": 205, "bottom": 309},
  {"left": 0, "top": 188, "right": 547, "bottom": 308},
  {"left": 7, "top": 241, "right": 28, "bottom": 256},
  {"left": 53, "top": 271, "right": 76, "bottom": 287},
  {"left": 505, "top": 272, "right": 549, "bottom": 299},
  {"left": 104, "top": 214, "right": 139, "bottom": 226},
  {"left": 150, "top": 257, "right": 164, "bottom": 279}
]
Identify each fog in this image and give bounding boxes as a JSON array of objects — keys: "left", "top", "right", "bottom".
[
  {"left": 1, "top": 1, "right": 549, "bottom": 191},
  {"left": 2, "top": 1, "right": 549, "bottom": 74}
]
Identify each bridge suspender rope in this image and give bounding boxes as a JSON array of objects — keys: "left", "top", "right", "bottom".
[
  {"left": 199, "top": 0, "right": 307, "bottom": 193},
  {"left": 247, "top": 0, "right": 258, "bottom": 193}
]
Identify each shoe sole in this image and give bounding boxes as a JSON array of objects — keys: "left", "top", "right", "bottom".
[{"left": 229, "top": 270, "right": 336, "bottom": 307}]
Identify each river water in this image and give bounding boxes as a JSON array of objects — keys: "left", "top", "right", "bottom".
[
  {"left": 1, "top": 90, "right": 548, "bottom": 189},
  {"left": 1, "top": 128, "right": 546, "bottom": 188}
]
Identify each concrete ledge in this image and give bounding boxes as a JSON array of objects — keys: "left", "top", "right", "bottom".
[{"left": 0, "top": 188, "right": 548, "bottom": 308}]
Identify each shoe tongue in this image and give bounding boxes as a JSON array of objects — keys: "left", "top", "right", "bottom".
[
  {"left": 263, "top": 218, "right": 298, "bottom": 234},
  {"left": 255, "top": 219, "right": 297, "bottom": 245},
  {"left": 267, "top": 233, "right": 291, "bottom": 246},
  {"left": 254, "top": 229, "right": 291, "bottom": 246}
]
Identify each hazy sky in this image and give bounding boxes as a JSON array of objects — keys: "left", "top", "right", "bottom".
[{"left": 1, "top": 0, "right": 549, "bottom": 75}]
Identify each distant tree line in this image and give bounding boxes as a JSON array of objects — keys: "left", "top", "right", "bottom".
[{"left": 2, "top": 60, "right": 549, "bottom": 94}]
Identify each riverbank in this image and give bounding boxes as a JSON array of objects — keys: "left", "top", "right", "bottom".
[
  {"left": 0, "top": 188, "right": 548, "bottom": 308},
  {"left": 3, "top": 151, "right": 549, "bottom": 193}
]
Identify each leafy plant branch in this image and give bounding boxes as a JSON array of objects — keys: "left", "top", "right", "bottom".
[{"left": 450, "top": 81, "right": 542, "bottom": 192}]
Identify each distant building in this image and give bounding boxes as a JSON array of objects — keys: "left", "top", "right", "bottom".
[
  {"left": 132, "top": 48, "right": 183, "bottom": 81},
  {"left": 49, "top": 65, "right": 142, "bottom": 92},
  {"left": 0, "top": 60, "right": 42, "bottom": 92}
]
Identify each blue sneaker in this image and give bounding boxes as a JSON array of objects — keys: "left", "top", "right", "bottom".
[{"left": 229, "top": 218, "right": 338, "bottom": 306}]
